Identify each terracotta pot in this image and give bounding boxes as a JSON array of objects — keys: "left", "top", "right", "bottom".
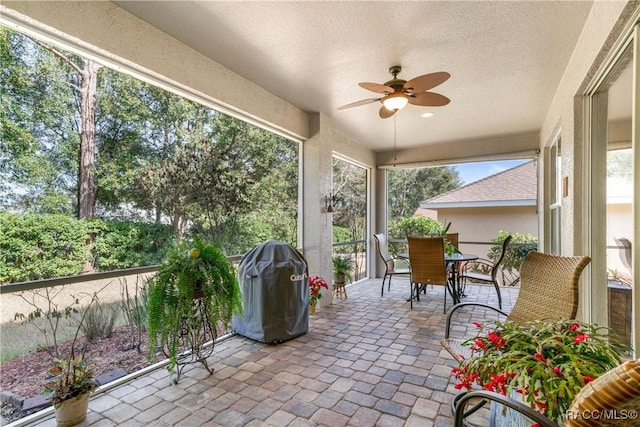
[
  {"left": 54, "top": 393, "right": 89, "bottom": 427},
  {"left": 309, "top": 301, "right": 317, "bottom": 315}
]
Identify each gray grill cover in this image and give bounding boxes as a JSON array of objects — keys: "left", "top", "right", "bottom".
[{"left": 233, "top": 240, "right": 309, "bottom": 343}]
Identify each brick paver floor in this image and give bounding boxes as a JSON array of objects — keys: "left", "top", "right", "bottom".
[{"left": 26, "top": 278, "right": 518, "bottom": 427}]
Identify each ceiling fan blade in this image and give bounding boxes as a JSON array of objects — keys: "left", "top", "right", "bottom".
[
  {"left": 359, "top": 82, "right": 395, "bottom": 94},
  {"left": 379, "top": 106, "right": 396, "bottom": 119},
  {"left": 338, "top": 98, "right": 381, "bottom": 110},
  {"left": 408, "top": 92, "right": 451, "bottom": 107},
  {"left": 403, "top": 72, "right": 450, "bottom": 93}
]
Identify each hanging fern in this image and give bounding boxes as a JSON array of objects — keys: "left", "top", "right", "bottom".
[{"left": 146, "top": 234, "right": 243, "bottom": 376}]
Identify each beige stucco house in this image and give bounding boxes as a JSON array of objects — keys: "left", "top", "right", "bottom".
[{"left": 418, "top": 161, "right": 538, "bottom": 259}]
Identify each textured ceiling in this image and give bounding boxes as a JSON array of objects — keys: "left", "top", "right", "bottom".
[{"left": 115, "top": 1, "right": 595, "bottom": 151}]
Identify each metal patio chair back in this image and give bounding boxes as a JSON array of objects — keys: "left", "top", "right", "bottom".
[{"left": 374, "top": 233, "right": 410, "bottom": 296}]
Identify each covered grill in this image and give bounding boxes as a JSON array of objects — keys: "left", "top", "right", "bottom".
[{"left": 232, "top": 240, "right": 309, "bottom": 343}]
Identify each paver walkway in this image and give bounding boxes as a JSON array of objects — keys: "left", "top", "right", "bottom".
[{"left": 25, "top": 278, "right": 517, "bottom": 427}]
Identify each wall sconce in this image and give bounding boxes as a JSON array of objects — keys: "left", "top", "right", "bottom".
[{"left": 325, "top": 193, "right": 336, "bottom": 213}]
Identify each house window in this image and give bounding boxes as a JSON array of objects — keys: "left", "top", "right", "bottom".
[{"left": 549, "top": 137, "right": 562, "bottom": 255}]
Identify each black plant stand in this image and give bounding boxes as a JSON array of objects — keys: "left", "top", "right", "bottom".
[{"left": 163, "top": 297, "right": 217, "bottom": 383}]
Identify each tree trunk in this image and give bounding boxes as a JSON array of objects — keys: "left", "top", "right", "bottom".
[{"left": 77, "top": 60, "right": 102, "bottom": 219}]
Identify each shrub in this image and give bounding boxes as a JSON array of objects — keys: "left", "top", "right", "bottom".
[
  {"left": 79, "top": 299, "right": 120, "bottom": 341},
  {"left": 488, "top": 230, "right": 538, "bottom": 273},
  {"left": 89, "top": 219, "right": 175, "bottom": 270},
  {"left": 0, "top": 212, "right": 88, "bottom": 283},
  {"left": 389, "top": 215, "right": 445, "bottom": 239}
]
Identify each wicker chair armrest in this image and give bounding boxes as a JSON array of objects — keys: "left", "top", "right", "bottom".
[
  {"left": 452, "top": 390, "right": 557, "bottom": 427},
  {"left": 444, "top": 302, "right": 509, "bottom": 338}
]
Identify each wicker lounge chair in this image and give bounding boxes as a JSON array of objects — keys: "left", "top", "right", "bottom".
[{"left": 442, "top": 251, "right": 591, "bottom": 362}]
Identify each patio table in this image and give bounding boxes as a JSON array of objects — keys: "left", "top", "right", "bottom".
[{"left": 399, "top": 252, "right": 479, "bottom": 304}]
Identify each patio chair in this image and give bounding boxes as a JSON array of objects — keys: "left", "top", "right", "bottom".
[
  {"left": 456, "top": 235, "right": 513, "bottom": 309},
  {"left": 445, "top": 233, "right": 459, "bottom": 251},
  {"left": 441, "top": 251, "right": 591, "bottom": 362},
  {"left": 613, "top": 237, "right": 633, "bottom": 286},
  {"left": 452, "top": 358, "right": 640, "bottom": 427},
  {"left": 374, "top": 233, "right": 411, "bottom": 296},
  {"left": 614, "top": 237, "right": 632, "bottom": 271},
  {"left": 407, "top": 236, "right": 449, "bottom": 311}
]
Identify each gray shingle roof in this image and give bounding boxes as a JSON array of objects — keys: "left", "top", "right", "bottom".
[{"left": 420, "top": 160, "right": 537, "bottom": 208}]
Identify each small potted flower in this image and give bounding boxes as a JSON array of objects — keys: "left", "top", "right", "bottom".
[
  {"left": 45, "top": 354, "right": 97, "bottom": 427},
  {"left": 308, "top": 275, "right": 329, "bottom": 315},
  {"left": 452, "top": 318, "right": 631, "bottom": 424}
]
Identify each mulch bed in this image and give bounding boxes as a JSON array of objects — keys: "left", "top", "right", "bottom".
[{"left": 0, "top": 325, "right": 164, "bottom": 423}]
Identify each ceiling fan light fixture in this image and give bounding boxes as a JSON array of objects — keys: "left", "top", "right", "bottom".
[{"left": 382, "top": 93, "right": 408, "bottom": 111}]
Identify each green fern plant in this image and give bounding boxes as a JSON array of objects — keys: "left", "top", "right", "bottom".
[{"left": 146, "top": 234, "right": 243, "bottom": 376}]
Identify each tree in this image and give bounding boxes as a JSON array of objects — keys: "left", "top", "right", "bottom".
[
  {"left": 32, "top": 42, "right": 103, "bottom": 219},
  {"left": 2, "top": 27, "right": 300, "bottom": 257},
  {"left": 387, "top": 166, "right": 461, "bottom": 220},
  {"left": 0, "top": 27, "right": 103, "bottom": 219},
  {"left": 1, "top": 27, "right": 78, "bottom": 214}
]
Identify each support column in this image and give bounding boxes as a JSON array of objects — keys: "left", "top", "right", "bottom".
[{"left": 303, "top": 113, "right": 334, "bottom": 308}]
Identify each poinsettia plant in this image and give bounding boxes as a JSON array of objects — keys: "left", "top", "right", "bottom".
[
  {"left": 308, "top": 275, "right": 329, "bottom": 305},
  {"left": 453, "top": 318, "right": 631, "bottom": 424}
]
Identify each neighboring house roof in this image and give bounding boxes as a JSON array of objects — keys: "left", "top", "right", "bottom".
[
  {"left": 420, "top": 161, "right": 537, "bottom": 209},
  {"left": 414, "top": 207, "right": 438, "bottom": 219}
]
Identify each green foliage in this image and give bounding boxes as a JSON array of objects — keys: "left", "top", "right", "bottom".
[
  {"left": 389, "top": 215, "right": 445, "bottom": 239},
  {"left": 120, "top": 277, "right": 148, "bottom": 352},
  {"left": 488, "top": 230, "right": 538, "bottom": 273},
  {"left": 387, "top": 166, "right": 461, "bottom": 220},
  {"left": 332, "top": 226, "right": 352, "bottom": 243},
  {"left": 0, "top": 212, "right": 88, "bottom": 283},
  {"left": 79, "top": 299, "right": 120, "bottom": 341},
  {"left": 45, "top": 355, "right": 97, "bottom": 407},
  {"left": 1, "top": 27, "right": 80, "bottom": 215},
  {"left": 146, "top": 234, "right": 243, "bottom": 375},
  {"left": 454, "top": 319, "right": 631, "bottom": 423},
  {"left": 332, "top": 256, "right": 353, "bottom": 284},
  {"left": 0, "top": 212, "right": 178, "bottom": 283},
  {"left": 89, "top": 219, "right": 175, "bottom": 270},
  {"left": 2, "top": 28, "right": 299, "bottom": 252}
]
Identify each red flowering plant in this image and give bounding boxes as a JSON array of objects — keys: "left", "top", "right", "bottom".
[
  {"left": 308, "top": 276, "right": 329, "bottom": 305},
  {"left": 453, "top": 318, "right": 631, "bottom": 424}
]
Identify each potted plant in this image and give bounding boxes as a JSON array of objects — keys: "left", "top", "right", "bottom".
[
  {"left": 452, "top": 318, "right": 631, "bottom": 424},
  {"left": 332, "top": 256, "right": 353, "bottom": 285},
  {"left": 146, "top": 234, "right": 243, "bottom": 382},
  {"left": 42, "top": 291, "right": 103, "bottom": 427},
  {"left": 45, "top": 354, "right": 97, "bottom": 427},
  {"left": 308, "top": 275, "right": 329, "bottom": 314}
]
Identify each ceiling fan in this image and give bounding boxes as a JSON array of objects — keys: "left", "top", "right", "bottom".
[{"left": 338, "top": 65, "right": 450, "bottom": 118}]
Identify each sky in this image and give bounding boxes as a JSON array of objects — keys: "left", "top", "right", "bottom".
[{"left": 453, "top": 159, "right": 530, "bottom": 185}]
